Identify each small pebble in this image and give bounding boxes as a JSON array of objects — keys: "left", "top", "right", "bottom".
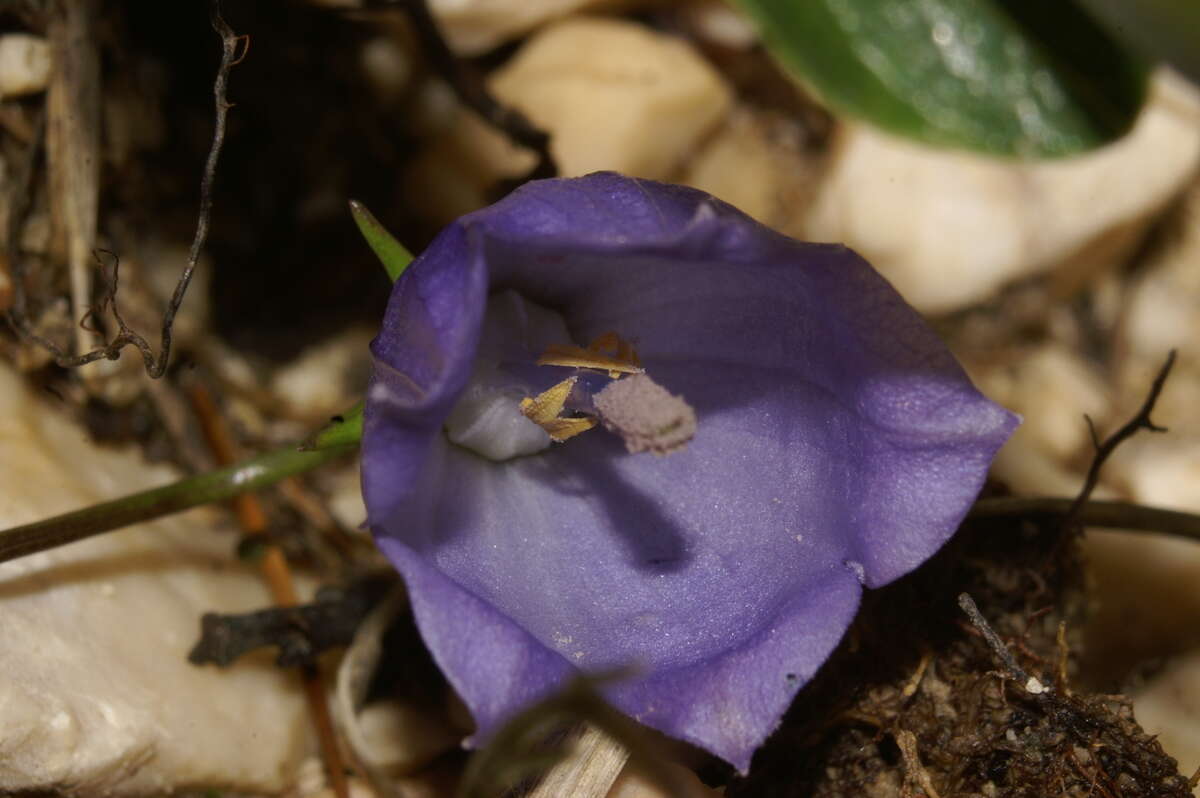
[{"left": 0, "top": 34, "right": 49, "bottom": 99}]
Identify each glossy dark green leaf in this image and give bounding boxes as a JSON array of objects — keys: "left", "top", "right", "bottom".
[
  {"left": 736, "top": 0, "right": 1148, "bottom": 157},
  {"left": 1075, "top": 0, "right": 1200, "bottom": 85}
]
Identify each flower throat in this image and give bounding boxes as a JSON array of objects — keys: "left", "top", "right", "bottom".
[
  {"left": 520, "top": 332, "right": 696, "bottom": 456},
  {"left": 443, "top": 292, "right": 695, "bottom": 462}
]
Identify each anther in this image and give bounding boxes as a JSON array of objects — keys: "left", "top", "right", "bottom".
[
  {"left": 536, "top": 331, "right": 643, "bottom": 379},
  {"left": 519, "top": 376, "right": 598, "bottom": 442}
]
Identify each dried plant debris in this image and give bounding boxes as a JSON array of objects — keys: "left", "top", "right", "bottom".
[
  {"left": 723, "top": 514, "right": 1191, "bottom": 798},
  {"left": 189, "top": 570, "right": 397, "bottom": 667}
]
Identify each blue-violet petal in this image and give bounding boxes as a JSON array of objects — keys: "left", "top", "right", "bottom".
[{"left": 362, "top": 172, "right": 1018, "bottom": 771}]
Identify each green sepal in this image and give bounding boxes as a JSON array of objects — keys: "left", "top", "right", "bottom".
[{"left": 350, "top": 199, "right": 414, "bottom": 282}]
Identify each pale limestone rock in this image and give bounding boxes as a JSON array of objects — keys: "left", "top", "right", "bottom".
[
  {"left": 429, "top": 0, "right": 620, "bottom": 55},
  {"left": 352, "top": 700, "right": 459, "bottom": 774},
  {"left": 1088, "top": 529, "right": 1200, "bottom": 798},
  {"left": 295, "top": 756, "right": 379, "bottom": 798},
  {"left": 679, "top": 107, "right": 815, "bottom": 229},
  {"left": 0, "top": 363, "right": 316, "bottom": 794},
  {"left": 1083, "top": 178, "right": 1200, "bottom": 784},
  {"left": 269, "top": 326, "right": 374, "bottom": 424},
  {"left": 325, "top": 459, "right": 369, "bottom": 532},
  {"left": 305, "top": 0, "right": 625, "bottom": 55},
  {"left": 492, "top": 18, "right": 731, "bottom": 177},
  {"left": 334, "top": 590, "right": 458, "bottom": 781},
  {"left": 965, "top": 344, "right": 1110, "bottom": 496},
  {"left": 1085, "top": 531, "right": 1200, "bottom": 684},
  {"left": 1107, "top": 435, "right": 1200, "bottom": 514},
  {"left": 407, "top": 17, "right": 732, "bottom": 223},
  {"left": 1129, "top": 651, "right": 1200, "bottom": 795},
  {"left": 805, "top": 71, "right": 1200, "bottom": 314},
  {"left": 676, "top": 0, "right": 759, "bottom": 50},
  {"left": 1114, "top": 178, "right": 1200, "bottom": 431},
  {"left": 360, "top": 36, "right": 412, "bottom": 102},
  {"left": 0, "top": 34, "right": 50, "bottom": 98}
]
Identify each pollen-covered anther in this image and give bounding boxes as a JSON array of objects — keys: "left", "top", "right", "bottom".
[
  {"left": 519, "top": 376, "right": 598, "bottom": 442},
  {"left": 536, "top": 331, "right": 643, "bottom": 379},
  {"left": 593, "top": 373, "right": 697, "bottom": 456}
]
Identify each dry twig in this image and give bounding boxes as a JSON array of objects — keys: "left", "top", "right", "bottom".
[{"left": 1063, "top": 349, "right": 1176, "bottom": 531}]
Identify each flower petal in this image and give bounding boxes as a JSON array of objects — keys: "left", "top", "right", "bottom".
[{"left": 363, "top": 173, "right": 1018, "bottom": 770}]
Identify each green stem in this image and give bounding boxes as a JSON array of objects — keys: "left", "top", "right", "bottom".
[
  {"left": 0, "top": 442, "right": 354, "bottom": 565},
  {"left": 5, "top": 453, "right": 1200, "bottom": 568}
]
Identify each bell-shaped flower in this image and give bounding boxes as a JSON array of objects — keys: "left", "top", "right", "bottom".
[{"left": 362, "top": 173, "right": 1017, "bottom": 771}]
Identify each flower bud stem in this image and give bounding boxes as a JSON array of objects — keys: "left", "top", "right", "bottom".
[{"left": 0, "top": 441, "right": 354, "bottom": 565}]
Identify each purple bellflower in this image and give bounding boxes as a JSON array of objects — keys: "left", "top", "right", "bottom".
[{"left": 362, "top": 173, "right": 1017, "bottom": 771}]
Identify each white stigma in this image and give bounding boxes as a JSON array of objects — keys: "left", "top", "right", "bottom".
[
  {"left": 592, "top": 373, "right": 697, "bottom": 455},
  {"left": 444, "top": 291, "right": 571, "bottom": 462}
]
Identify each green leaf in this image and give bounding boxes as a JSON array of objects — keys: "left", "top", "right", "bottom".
[
  {"left": 350, "top": 199, "right": 414, "bottom": 282},
  {"left": 1075, "top": 0, "right": 1200, "bottom": 86},
  {"left": 735, "top": 0, "right": 1148, "bottom": 157}
]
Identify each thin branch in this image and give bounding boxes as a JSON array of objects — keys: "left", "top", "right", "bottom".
[
  {"left": 1062, "top": 349, "right": 1176, "bottom": 530},
  {"left": 6, "top": 0, "right": 243, "bottom": 377}
]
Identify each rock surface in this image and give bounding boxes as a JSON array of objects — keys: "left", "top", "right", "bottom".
[
  {"left": 429, "top": 0, "right": 617, "bottom": 55},
  {"left": 0, "top": 33, "right": 49, "bottom": 99},
  {"left": 0, "top": 363, "right": 315, "bottom": 795},
  {"left": 805, "top": 72, "right": 1200, "bottom": 314},
  {"left": 408, "top": 16, "right": 732, "bottom": 222}
]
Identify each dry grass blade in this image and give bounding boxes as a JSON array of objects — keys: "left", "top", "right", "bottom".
[
  {"left": 45, "top": 0, "right": 100, "bottom": 360},
  {"left": 523, "top": 724, "right": 630, "bottom": 798}
]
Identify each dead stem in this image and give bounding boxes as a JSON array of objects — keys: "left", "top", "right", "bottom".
[
  {"left": 957, "top": 592, "right": 1045, "bottom": 696},
  {"left": 189, "top": 382, "right": 351, "bottom": 798},
  {"left": 6, "top": 0, "right": 243, "bottom": 377},
  {"left": 901, "top": 651, "right": 931, "bottom": 699},
  {"left": 46, "top": 0, "right": 100, "bottom": 361},
  {"left": 967, "top": 497, "right": 1200, "bottom": 540},
  {"left": 524, "top": 725, "right": 629, "bottom": 798}
]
